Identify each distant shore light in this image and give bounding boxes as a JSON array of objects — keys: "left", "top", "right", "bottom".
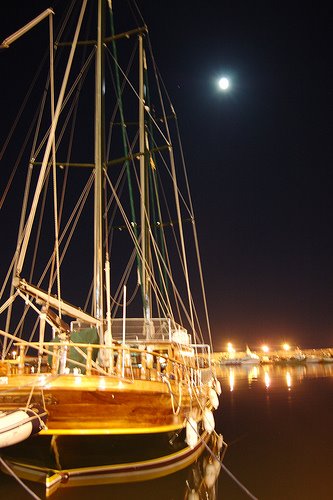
[
  {"left": 218, "top": 77, "right": 230, "bottom": 91},
  {"left": 227, "top": 342, "right": 235, "bottom": 353}
]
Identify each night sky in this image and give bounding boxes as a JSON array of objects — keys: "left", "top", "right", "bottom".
[
  {"left": 143, "top": 0, "right": 333, "bottom": 350},
  {"left": 1, "top": 1, "right": 332, "bottom": 350}
]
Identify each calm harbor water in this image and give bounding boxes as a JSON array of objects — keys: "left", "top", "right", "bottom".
[
  {"left": 1, "top": 362, "right": 332, "bottom": 499},
  {"left": 217, "top": 362, "right": 333, "bottom": 499}
]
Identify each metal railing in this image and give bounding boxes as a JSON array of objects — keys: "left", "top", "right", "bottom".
[{"left": 1, "top": 339, "right": 212, "bottom": 388}]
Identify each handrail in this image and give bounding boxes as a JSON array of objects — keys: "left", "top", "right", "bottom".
[{"left": 0, "top": 338, "right": 212, "bottom": 386}]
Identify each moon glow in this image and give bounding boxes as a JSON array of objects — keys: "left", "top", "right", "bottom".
[{"left": 218, "top": 77, "right": 230, "bottom": 90}]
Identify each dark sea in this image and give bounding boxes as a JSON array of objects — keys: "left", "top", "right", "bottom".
[{"left": 1, "top": 362, "right": 332, "bottom": 499}]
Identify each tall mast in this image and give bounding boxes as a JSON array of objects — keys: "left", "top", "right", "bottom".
[
  {"left": 94, "top": 0, "right": 105, "bottom": 337},
  {"left": 139, "top": 33, "right": 150, "bottom": 320}
]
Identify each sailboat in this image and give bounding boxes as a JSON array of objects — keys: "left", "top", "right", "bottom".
[
  {"left": 0, "top": 0, "right": 223, "bottom": 487},
  {"left": 240, "top": 346, "right": 260, "bottom": 365}
]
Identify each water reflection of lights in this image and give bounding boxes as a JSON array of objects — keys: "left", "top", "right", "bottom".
[
  {"left": 229, "top": 369, "right": 235, "bottom": 392},
  {"left": 264, "top": 372, "right": 271, "bottom": 389},
  {"left": 248, "top": 366, "right": 259, "bottom": 385},
  {"left": 216, "top": 363, "right": 333, "bottom": 395}
]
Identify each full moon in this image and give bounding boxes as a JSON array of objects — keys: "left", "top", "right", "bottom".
[{"left": 218, "top": 77, "right": 230, "bottom": 90}]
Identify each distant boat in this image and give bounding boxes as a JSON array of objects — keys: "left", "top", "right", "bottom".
[
  {"left": 240, "top": 346, "right": 260, "bottom": 365},
  {"left": 219, "top": 346, "right": 260, "bottom": 366},
  {"left": 289, "top": 348, "right": 306, "bottom": 362},
  {"left": 276, "top": 347, "right": 306, "bottom": 364},
  {"left": 221, "top": 359, "right": 242, "bottom": 366},
  {"left": 321, "top": 355, "right": 333, "bottom": 363},
  {"left": 0, "top": 0, "right": 222, "bottom": 485},
  {"left": 305, "top": 354, "right": 321, "bottom": 363}
]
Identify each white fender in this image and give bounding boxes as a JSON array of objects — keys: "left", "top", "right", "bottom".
[
  {"left": 186, "top": 417, "right": 198, "bottom": 449},
  {"left": 203, "top": 409, "right": 215, "bottom": 433},
  {"left": 146, "top": 346, "right": 154, "bottom": 369},
  {"left": 217, "top": 433, "right": 224, "bottom": 451},
  {"left": 204, "top": 462, "right": 218, "bottom": 488},
  {"left": 0, "top": 406, "right": 47, "bottom": 448},
  {"left": 214, "top": 379, "right": 222, "bottom": 396},
  {"left": 187, "top": 489, "right": 199, "bottom": 500},
  {"left": 213, "top": 456, "right": 221, "bottom": 475},
  {"left": 209, "top": 387, "right": 219, "bottom": 409}
]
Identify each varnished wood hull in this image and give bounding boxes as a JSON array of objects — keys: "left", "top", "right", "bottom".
[{"left": 0, "top": 374, "right": 209, "bottom": 434}]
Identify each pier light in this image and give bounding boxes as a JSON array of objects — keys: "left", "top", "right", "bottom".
[
  {"left": 282, "top": 343, "right": 290, "bottom": 352},
  {"left": 227, "top": 342, "right": 235, "bottom": 354},
  {"left": 261, "top": 345, "right": 269, "bottom": 353}
]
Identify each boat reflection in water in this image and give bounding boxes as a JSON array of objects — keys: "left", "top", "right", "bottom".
[
  {"left": 0, "top": 431, "right": 226, "bottom": 499},
  {"left": 184, "top": 432, "right": 226, "bottom": 500}
]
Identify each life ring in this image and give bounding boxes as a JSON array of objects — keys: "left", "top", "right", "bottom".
[{"left": 0, "top": 405, "right": 47, "bottom": 448}]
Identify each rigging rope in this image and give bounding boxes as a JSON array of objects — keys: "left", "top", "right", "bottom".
[
  {"left": 0, "top": 457, "right": 41, "bottom": 500},
  {"left": 186, "top": 418, "right": 259, "bottom": 500},
  {"left": 162, "top": 374, "right": 182, "bottom": 416}
]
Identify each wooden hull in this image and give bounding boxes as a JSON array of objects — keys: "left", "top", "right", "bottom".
[{"left": 0, "top": 374, "right": 209, "bottom": 434}]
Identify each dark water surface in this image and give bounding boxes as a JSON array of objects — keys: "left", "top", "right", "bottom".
[
  {"left": 217, "top": 363, "right": 333, "bottom": 499},
  {"left": 1, "top": 363, "right": 332, "bottom": 499}
]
